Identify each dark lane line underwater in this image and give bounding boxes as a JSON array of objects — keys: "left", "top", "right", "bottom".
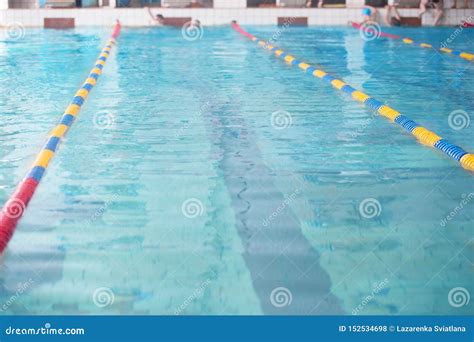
[
  {"left": 182, "top": 32, "right": 342, "bottom": 314},
  {"left": 198, "top": 83, "right": 341, "bottom": 314}
]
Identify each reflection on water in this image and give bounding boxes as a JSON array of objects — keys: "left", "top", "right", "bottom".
[{"left": 0, "top": 27, "right": 472, "bottom": 315}]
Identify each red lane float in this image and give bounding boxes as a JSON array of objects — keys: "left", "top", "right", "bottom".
[
  {"left": 112, "top": 20, "right": 122, "bottom": 39},
  {"left": 462, "top": 21, "right": 474, "bottom": 28},
  {"left": 231, "top": 21, "right": 256, "bottom": 41},
  {"left": 0, "top": 179, "right": 39, "bottom": 251},
  {"left": 0, "top": 21, "right": 121, "bottom": 254},
  {"left": 351, "top": 21, "right": 474, "bottom": 62},
  {"left": 351, "top": 22, "right": 401, "bottom": 39}
]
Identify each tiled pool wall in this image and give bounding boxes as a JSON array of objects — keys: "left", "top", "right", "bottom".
[{"left": 0, "top": 7, "right": 473, "bottom": 26}]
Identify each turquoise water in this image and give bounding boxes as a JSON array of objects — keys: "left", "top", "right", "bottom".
[{"left": 0, "top": 26, "right": 472, "bottom": 315}]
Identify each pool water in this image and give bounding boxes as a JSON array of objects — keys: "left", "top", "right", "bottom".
[{"left": 0, "top": 26, "right": 472, "bottom": 315}]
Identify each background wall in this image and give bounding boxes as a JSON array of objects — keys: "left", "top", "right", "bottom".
[{"left": 0, "top": 6, "right": 472, "bottom": 26}]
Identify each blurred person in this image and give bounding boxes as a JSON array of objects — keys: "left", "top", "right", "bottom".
[
  {"left": 186, "top": 0, "right": 205, "bottom": 8},
  {"left": 419, "top": 0, "right": 444, "bottom": 26},
  {"left": 385, "top": 0, "right": 401, "bottom": 26},
  {"left": 146, "top": 7, "right": 165, "bottom": 25},
  {"left": 362, "top": 5, "right": 378, "bottom": 22},
  {"left": 306, "top": 0, "right": 324, "bottom": 8}
]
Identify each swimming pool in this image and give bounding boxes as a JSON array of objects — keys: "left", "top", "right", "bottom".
[{"left": 0, "top": 25, "right": 472, "bottom": 315}]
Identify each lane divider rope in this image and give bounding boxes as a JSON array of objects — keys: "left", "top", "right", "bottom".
[
  {"left": 231, "top": 22, "right": 474, "bottom": 173},
  {"left": 0, "top": 21, "right": 122, "bottom": 254},
  {"left": 351, "top": 22, "right": 474, "bottom": 63}
]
